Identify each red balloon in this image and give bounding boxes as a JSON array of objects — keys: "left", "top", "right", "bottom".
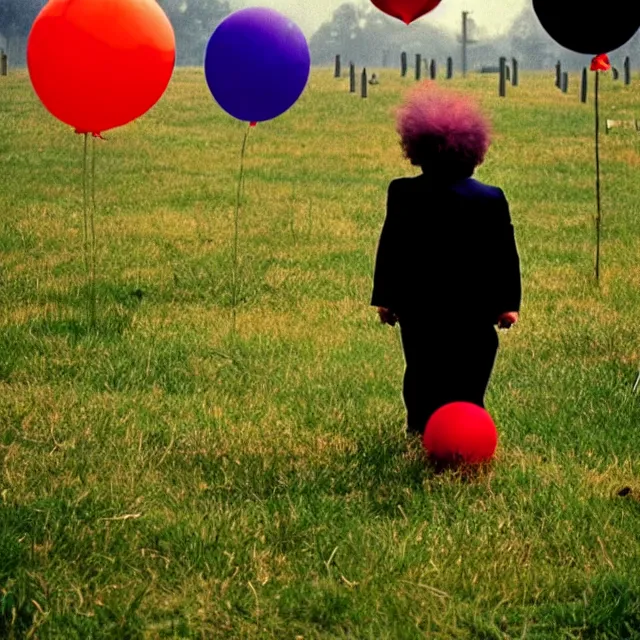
[
  {"left": 370, "top": 0, "right": 442, "bottom": 25},
  {"left": 423, "top": 402, "right": 498, "bottom": 464},
  {"left": 27, "top": 0, "right": 176, "bottom": 135}
]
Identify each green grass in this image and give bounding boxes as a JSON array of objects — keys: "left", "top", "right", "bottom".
[{"left": 1, "top": 66, "right": 640, "bottom": 639}]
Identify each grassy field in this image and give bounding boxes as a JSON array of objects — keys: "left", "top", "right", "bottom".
[{"left": 1, "top": 65, "right": 640, "bottom": 639}]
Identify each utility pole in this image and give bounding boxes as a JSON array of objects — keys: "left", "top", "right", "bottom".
[
  {"left": 459, "top": 12, "right": 478, "bottom": 77},
  {"left": 462, "top": 11, "right": 469, "bottom": 77}
]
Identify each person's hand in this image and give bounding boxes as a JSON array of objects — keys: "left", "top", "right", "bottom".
[
  {"left": 497, "top": 311, "right": 519, "bottom": 329},
  {"left": 378, "top": 307, "right": 398, "bottom": 326}
]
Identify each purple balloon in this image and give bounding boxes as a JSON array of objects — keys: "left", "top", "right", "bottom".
[{"left": 204, "top": 8, "right": 311, "bottom": 123}]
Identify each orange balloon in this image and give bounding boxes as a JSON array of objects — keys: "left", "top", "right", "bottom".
[{"left": 27, "top": 0, "right": 176, "bottom": 135}]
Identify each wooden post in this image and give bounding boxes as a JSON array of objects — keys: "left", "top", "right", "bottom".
[
  {"left": 499, "top": 57, "right": 506, "bottom": 97},
  {"left": 624, "top": 56, "right": 631, "bottom": 85},
  {"left": 0, "top": 51, "right": 7, "bottom": 77},
  {"left": 446, "top": 56, "right": 453, "bottom": 79},
  {"left": 555, "top": 61, "right": 562, "bottom": 88},
  {"left": 462, "top": 11, "right": 469, "bottom": 77},
  {"left": 430, "top": 58, "right": 436, "bottom": 80},
  {"left": 349, "top": 62, "right": 356, "bottom": 93},
  {"left": 505, "top": 64, "right": 511, "bottom": 82},
  {"left": 401, "top": 51, "right": 407, "bottom": 77},
  {"left": 361, "top": 68, "right": 368, "bottom": 98},
  {"left": 612, "top": 67, "right": 619, "bottom": 80},
  {"left": 581, "top": 67, "right": 588, "bottom": 103},
  {"left": 561, "top": 71, "right": 568, "bottom": 93},
  {"left": 334, "top": 55, "right": 341, "bottom": 78},
  {"left": 415, "top": 54, "right": 421, "bottom": 80},
  {"left": 512, "top": 58, "right": 518, "bottom": 86}
]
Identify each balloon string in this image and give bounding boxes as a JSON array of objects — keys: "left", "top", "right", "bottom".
[
  {"left": 90, "top": 134, "right": 97, "bottom": 327},
  {"left": 82, "top": 134, "right": 89, "bottom": 273},
  {"left": 231, "top": 122, "right": 253, "bottom": 338},
  {"left": 594, "top": 69, "right": 602, "bottom": 282}
]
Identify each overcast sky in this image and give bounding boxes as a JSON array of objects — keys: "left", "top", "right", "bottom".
[{"left": 230, "top": 0, "right": 528, "bottom": 39}]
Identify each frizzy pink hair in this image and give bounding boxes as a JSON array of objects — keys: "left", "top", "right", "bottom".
[{"left": 394, "top": 82, "right": 492, "bottom": 176}]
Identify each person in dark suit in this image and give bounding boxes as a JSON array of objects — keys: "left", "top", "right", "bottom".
[{"left": 371, "top": 83, "right": 522, "bottom": 437}]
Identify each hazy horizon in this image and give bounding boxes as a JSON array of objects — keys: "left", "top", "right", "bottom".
[{"left": 229, "top": 0, "right": 528, "bottom": 39}]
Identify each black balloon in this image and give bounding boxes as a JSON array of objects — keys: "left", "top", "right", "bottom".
[{"left": 533, "top": 0, "right": 640, "bottom": 55}]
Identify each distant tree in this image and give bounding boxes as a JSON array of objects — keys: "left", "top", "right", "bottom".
[
  {"left": 465, "top": 39, "right": 504, "bottom": 71},
  {"left": 157, "top": 0, "right": 231, "bottom": 66},
  {"left": 309, "top": 3, "right": 366, "bottom": 65},
  {"left": 506, "top": 6, "right": 557, "bottom": 69},
  {"left": 0, "top": 0, "right": 45, "bottom": 39},
  {"left": 609, "top": 28, "right": 640, "bottom": 62},
  {"left": 506, "top": 6, "right": 593, "bottom": 70},
  {"left": 0, "top": 0, "right": 230, "bottom": 66},
  {"left": 0, "top": 0, "right": 45, "bottom": 66}
]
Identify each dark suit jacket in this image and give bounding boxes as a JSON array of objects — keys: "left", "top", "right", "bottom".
[{"left": 371, "top": 174, "right": 522, "bottom": 325}]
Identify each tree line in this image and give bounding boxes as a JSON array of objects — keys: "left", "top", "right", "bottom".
[
  {"left": 1, "top": 0, "right": 638, "bottom": 69},
  {"left": 310, "top": 2, "right": 640, "bottom": 70},
  {"left": 0, "top": 0, "right": 230, "bottom": 66}
]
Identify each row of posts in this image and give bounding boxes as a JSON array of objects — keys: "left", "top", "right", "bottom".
[
  {"left": 335, "top": 53, "right": 517, "bottom": 87},
  {"left": 555, "top": 57, "right": 632, "bottom": 103},
  {"left": 335, "top": 54, "right": 520, "bottom": 98},
  {"left": 334, "top": 53, "right": 454, "bottom": 85},
  {"left": 345, "top": 63, "right": 370, "bottom": 98},
  {"left": 335, "top": 53, "right": 633, "bottom": 102},
  {"left": 401, "top": 52, "right": 453, "bottom": 80}
]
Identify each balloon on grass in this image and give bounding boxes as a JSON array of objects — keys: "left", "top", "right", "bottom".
[
  {"left": 532, "top": 0, "right": 640, "bottom": 54},
  {"left": 423, "top": 402, "right": 498, "bottom": 465},
  {"left": 369, "top": 0, "right": 442, "bottom": 25},
  {"left": 204, "top": 7, "right": 311, "bottom": 123},
  {"left": 27, "top": 0, "right": 176, "bottom": 135}
]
